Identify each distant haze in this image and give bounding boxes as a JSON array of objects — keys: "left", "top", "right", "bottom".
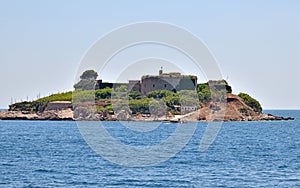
[{"left": 0, "top": 1, "right": 299, "bottom": 109}]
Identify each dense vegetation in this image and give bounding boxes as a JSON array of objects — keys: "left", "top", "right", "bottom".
[
  {"left": 10, "top": 87, "right": 262, "bottom": 114},
  {"left": 10, "top": 87, "right": 200, "bottom": 113},
  {"left": 36, "top": 91, "right": 72, "bottom": 102},
  {"left": 10, "top": 91, "right": 73, "bottom": 112},
  {"left": 9, "top": 71, "right": 261, "bottom": 115},
  {"left": 238, "top": 92, "right": 262, "bottom": 113},
  {"left": 197, "top": 80, "right": 232, "bottom": 102}
]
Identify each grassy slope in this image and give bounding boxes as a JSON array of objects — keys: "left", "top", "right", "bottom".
[{"left": 36, "top": 91, "right": 72, "bottom": 102}]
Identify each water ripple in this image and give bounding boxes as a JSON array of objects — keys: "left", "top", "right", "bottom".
[{"left": 0, "top": 112, "right": 300, "bottom": 187}]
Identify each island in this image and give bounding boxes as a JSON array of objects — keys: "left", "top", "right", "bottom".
[{"left": 0, "top": 69, "right": 294, "bottom": 122}]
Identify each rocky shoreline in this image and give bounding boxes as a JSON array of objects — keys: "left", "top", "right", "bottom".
[
  {"left": 0, "top": 110, "right": 294, "bottom": 122},
  {"left": 0, "top": 109, "right": 74, "bottom": 121},
  {"left": 0, "top": 109, "right": 294, "bottom": 122},
  {"left": 0, "top": 94, "right": 294, "bottom": 122}
]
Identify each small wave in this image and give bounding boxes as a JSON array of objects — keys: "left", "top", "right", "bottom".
[
  {"left": 34, "top": 169, "right": 59, "bottom": 173},
  {"left": 1, "top": 163, "right": 14, "bottom": 167}
]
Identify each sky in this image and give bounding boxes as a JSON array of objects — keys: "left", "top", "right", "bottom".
[{"left": 0, "top": 0, "right": 299, "bottom": 109}]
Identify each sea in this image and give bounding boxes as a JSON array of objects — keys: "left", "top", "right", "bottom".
[{"left": 0, "top": 110, "right": 299, "bottom": 187}]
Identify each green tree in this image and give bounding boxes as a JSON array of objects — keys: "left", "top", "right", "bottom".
[
  {"left": 74, "top": 80, "right": 97, "bottom": 90},
  {"left": 128, "top": 91, "right": 142, "bottom": 100},
  {"left": 149, "top": 99, "right": 167, "bottom": 118},
  {"left": 147, "top": 90, "right": 175, "bottom": 99},
  {"left": 74, "top": 70, "right": 98, "bottom": 90},
  {"left": 177, "top": 90, "right": 200, "bottom": 107},
  {"left": 95, "top": 88, "right": 113, "bottom": 99},
  {"left": 129, "top": 98, "right": 151, "bottom": 114},
  {"left": 197, "top": 83, "right": 212, "bottom": 102},
  {"left": 177, "top": 90, "right": 198, "bottom": 99},
  {"left": 114, "top": 85, "right": 127, "bottom": 92},
  {"left": 80, "top": 70, "right": 98, "bottom": 80},
  {"left": 238, "top": 92, "right": 262, "bottom": 113},
  {"left": 163, "top": 95, "right": 180, "bottom": 109}
]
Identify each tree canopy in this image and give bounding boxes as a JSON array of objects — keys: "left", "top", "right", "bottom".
[
  {"left": 74, "top": 70, "right": 99, "bottom": 90},
  {"left": 80, "top": 70, "right": 98, "bottom": 80},
  {"left": 238, "top": 92, "right": 262, "bottom": 113}
]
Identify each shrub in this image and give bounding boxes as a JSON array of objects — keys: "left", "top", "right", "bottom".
[
  {"left": 129, "top": 98, "right": 151, "bottom": 114},
  {"left": 197, "top": 83, "right": 212, "bottom": 102},
  {"left": 95, "top": 88, "right": 113, "bottom": 100},
  {"left": 128, "top": 91, "right": 142, "bottom": 100},
  {"left": 114, "top": 85, "right": 127, "bottom": 92},
  {"left": 147, "top": 90, "right": 176, "bottom": 99},
  {"left": 163, "top": 95, "right": 180, "bottom": 108},
  {"left": 72, "top": 90, "right": 95, "bottom": 103}
]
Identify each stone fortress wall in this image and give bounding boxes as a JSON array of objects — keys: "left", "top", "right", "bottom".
[
  {"left": 141, "top": 70, "right": 197, "bottom": 95},
  {"left": 95, "top": 68, "right": 197, "bottom": 95}
]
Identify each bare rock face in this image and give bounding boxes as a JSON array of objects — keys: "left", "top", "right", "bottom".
[
  {"left": 39, "top": 109, "right": 73, "bottom": 120},
  {"left": 196, "top": 94, "right": 294, "bottom": 121},
  {"left": 0, "top": 109, "right": 73, "bottom": 121},
  {"left": 258, "top": 113, "right": 294, "bottom": 121},
  {"left": 73, "top": 106, "right": 117, "bottom": 121},
  {"left": 0, "top": 111, "right": 40, "bottom": 120},
  {"left": 73, "top": 107, "right": 90, "bottom": 120},
  {"left": 116, "top": 110, "right": 131, "bottom": 121}
]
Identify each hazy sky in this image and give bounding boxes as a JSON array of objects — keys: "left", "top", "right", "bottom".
[{"left": 0, "top": 0, "right": 299, "bottom": 109}]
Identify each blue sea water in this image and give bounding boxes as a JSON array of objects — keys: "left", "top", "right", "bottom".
[{"left": 0, "top": 110, "right": 300, "bottom": 187}]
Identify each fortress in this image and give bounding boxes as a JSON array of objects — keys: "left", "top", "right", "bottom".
[{"left": 95, "top": 68, "right": 198, "bottom": 95}]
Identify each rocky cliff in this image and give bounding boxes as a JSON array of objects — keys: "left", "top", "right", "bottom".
[{"left": 195, "top": 94, "right": 293, "bottom": 121}]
